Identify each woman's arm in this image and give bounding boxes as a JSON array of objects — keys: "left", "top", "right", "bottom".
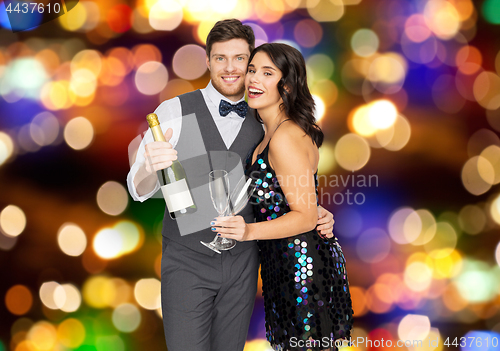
[{"left": 214, "top": 126, "right": 319, "bottom": 241}]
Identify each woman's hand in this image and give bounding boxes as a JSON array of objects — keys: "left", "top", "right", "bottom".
[
  {"left": 210, "top": 216, "right": 250, "bottom": 242},
  {"left": 317, "top": 206, "right": 334, "bottom": 239}
]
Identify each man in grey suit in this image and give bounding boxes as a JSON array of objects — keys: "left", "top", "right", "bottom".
[{"left": 127, "top": 19, "right": 334, "bottom": 351}]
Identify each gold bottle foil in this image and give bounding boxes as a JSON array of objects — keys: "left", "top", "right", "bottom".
[
  {"left": 146, "top": 113, "right": 160, "bottom": 128},
  {"left": 146, "top": 113, "right": 165, "bottom": 142}
]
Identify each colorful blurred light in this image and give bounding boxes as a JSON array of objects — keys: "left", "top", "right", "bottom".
[
  {"left": 1, "top": 58, "right": 48, "bottom": 100},
  {"left": 397, "top": 314, "right": 430, "bottom": 342},
  {"left": 18, "top": 124, "right": 41, "bottom": 152},
  {"left": 310, "top": 79, "right": 338, "bottom": 107},
  {"left": 317, "top": 141, "right": 336, "bottom": 174},
  {"left": 39, "top": 282, "right": 60, "bottom": 310},
  {"left": 109, "top": 278, "right": 133, "bottom": 308},
  {"left": 133, "top": 7, "right": 153, "bottom": 34},
  {"left": 113, "top": 221, "right": 143, "bottom": 255},
  {"left": 473, "top": 71, "right": 500, "bottom": 110},
  {"left": 135, "top": 61, "right": 169, "bottom": 95},
  {"left": 134, "top": 278, "right": 161, "bottom": 310},
  {"left": 404, "top": 14, "right": 432, "bottom": 43},
  {"left": 254, "top": 0, "right": 285, "bottom": 24},
  {"left": 30, "top": 112, "right": 60, "bottom": 146},
  {"left": 432, "top": 249, "right": 463, "bottom": 279},
  {"left": 454, "top": 261, "right": 499, "bottom": 303},
  {"left": 351, "top": 104, "right": 376, "bottom": 137},
  {"left": 5, "top": 285, "right": 32, "bottom": 315},
  {"left": 149, "top": 0, "right": 183, "bottom": 31},
  {"left": 351, "top": 29, "right": 379, "bottom": 57},
  {"left": 307, "top": 0, "right": 344, "bottom": 22},
  {"left": 482, "top": 0, "right": 500, "bottom": 25},
  {"left": 196, "top": 20, "right": 218, "bottom": 45},
  {"left": 70, "top": 68, "right": 97, "bottom": 97},
  {"left": 71, "top": 50, "right": 102, "bottom": 77},
  {"left": 80, "top": 1, "right": 100, "bottom": 31},
  {"left": 306, "top": 54, "right": 334, "bottom": 82},
  {"left": 404, "top": 261, "right": 433, "bottom": 292},
  {"left": 54, "top": 284, "right": 81, "bottom": 312},
  {"left": 334, "top": 133, "right": 371, "bottom": 171},
  {"left": 424, "top": 222, "right": 458, "bottom": 258},
  {"left": 95, "top": 335, "right": 125, "bottom": 351},
  {"left": 112, "top": 303, "right": 141, "bottom": 333},
  {"left": 0, "top": 205, "right": 26, "bottom": 237},
  {"left": 294, "top": 19, "right": 323, "bottom": 48},
  {"left": 57, "top": 223, "right": 87, "bottom": 257},
  {"left": 462, "top": 156, "right": 493, "bottom": 195},
  {"left": 368, "top": 100, "right": 398, "bottom": 129},
  {"left": 334, "top": 208, "right": 363, "bottom": 238},
  {"left": 356, "top": 228, "right": 391, "bottom": 263},
  {"left": 63, "top": 117, "right": 94, "bottom": 150},
  {"left": 57, "top": 318, "right": 85, "bottom": 349},
  {"left": 27, "top": 321, "right": 57, "bottom": 350},
  {"left": 82, "top": 276, "right": 116, "bottom": 308},
  {"left": 99, "top": 57, "right": 127, "bottom": 87},
  {"left": 160, "top": 79, "right": 194, "bottom": 102},
  {"left": 107, "top": 4, "right": 133, "bottom": 33},
  {"left": 458, "top": 205, "right": 486, "bottom": 235},
  {"left": 424, "top": 0, "right": 461, "bottom": 40},
  {"left": 172, "top": 45, "right": 207, "bottom": 80},
  {"left": 400, "top": 33, "right": 438, "bottom": 64},
  {"left": 93, "top": 228, "right": 123, "bottom": 259},
  {"left": 402, "top": 209, "right": 432, "bottom": 245},
  {"left": 312, "top": 95, "right": 325, "bottom": 121},
  {"left": 58, "top": 1, "right": 87, "bottom": 31},
  {"left": 468, "top": 128, "right": 500, "bottom": 157},
  {"left": 456, "top": 45, "right": 482, "bottom": 75},
  {"left": 368, "top": 53, "right": 407, "bottom": 93},
  {"left": 96, "top": 181, "right": 129, "bottom": 216},
  {"left": 132, "top": 44, "right": 162, "bottom": 69},
  {"left": 40, "top": 80, "right": 74, "bottom": 110},
  {"left": 0, "top": 132, "right": 14, "bottom": 166},
  {"left": 496, "top": 242, "right": 500, "bottom": 267}
]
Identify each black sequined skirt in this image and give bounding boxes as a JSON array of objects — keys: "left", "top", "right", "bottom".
[{"left": 258, "top": 231, "right": 353, "bottom": 351}]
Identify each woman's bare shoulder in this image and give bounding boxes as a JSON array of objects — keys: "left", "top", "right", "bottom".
[{"left": 269, "top": 120, "right": 314, "bottom": 151}]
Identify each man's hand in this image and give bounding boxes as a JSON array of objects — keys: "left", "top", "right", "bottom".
[
  {"left": 144, "top": 128, "right": 178, "bottom": 173},
  {"left": 317, "top": 206, "right": 334, "bottom": 239}
]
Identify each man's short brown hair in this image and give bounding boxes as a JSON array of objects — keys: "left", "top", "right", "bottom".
[{"left": 206, "top": 19, "right": 255, "bottom": 58}]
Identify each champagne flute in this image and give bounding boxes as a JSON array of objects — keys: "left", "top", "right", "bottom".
[
  {"left": 201, "top": 173, "right": 257, "bottom": 253},
  {"left": 201, "top": 170, "right": 230, "bottom": 254}
]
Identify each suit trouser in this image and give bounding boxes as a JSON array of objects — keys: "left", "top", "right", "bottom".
[{"left": 161, "top": 237, "right": 259, "bottom": 351}]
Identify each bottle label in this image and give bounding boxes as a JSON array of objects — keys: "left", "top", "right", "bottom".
[{"left": 161, "top": 179, "right": 194, "bottom": 213}]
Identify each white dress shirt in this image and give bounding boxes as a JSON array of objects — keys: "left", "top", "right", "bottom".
[{"left": 127, "top": 81, "right": 255, "bottom": 202}]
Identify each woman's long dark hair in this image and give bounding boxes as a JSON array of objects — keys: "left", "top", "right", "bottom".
[{"left": 249, "top": 43, "right": 324, "bottom": 147}]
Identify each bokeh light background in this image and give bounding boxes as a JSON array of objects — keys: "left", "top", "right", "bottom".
[{"left": 1, "top": 0, "right": 500, "bottom": 350}]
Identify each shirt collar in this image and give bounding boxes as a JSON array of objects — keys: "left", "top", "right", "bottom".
[{"left": 205, "top": 81, "right": 246, "bottom": 108}]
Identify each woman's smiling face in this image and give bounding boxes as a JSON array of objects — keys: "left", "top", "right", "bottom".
[{"left": 245, "top": 52, "right": 283, "bottom": 112}]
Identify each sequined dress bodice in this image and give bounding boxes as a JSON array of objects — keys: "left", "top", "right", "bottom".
[
  {"left": 245, "top": 136, "right": 353, "bottom": 351},
  {"left": 245, "top": 139, "right": 319, "bottom": 223}
]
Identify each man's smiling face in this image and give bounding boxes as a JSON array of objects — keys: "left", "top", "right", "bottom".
[{"left": 206, "top": 38, "right": 250, "bottom": 102}]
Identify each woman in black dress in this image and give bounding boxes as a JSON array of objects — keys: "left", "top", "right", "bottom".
[{"left": 212, "top": 43, "right": 353, "bottom": 351}]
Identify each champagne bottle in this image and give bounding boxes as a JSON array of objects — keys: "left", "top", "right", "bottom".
[{"left": 146, "top": 113, "right": 197, "bottom": 219}]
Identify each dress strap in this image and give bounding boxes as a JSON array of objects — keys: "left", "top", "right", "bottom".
[
  {"left": 266, "top": 118, "right": 292, "bottom": 148},
  {"left": 254, "top": 119, "right": 292, "bottom": 163},
  {"left": 273, "top": 118, "right": 291, "bottom": 134}
]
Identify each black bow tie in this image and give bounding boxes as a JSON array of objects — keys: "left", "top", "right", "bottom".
[{"left": 219, "top": 100, "right": 248, "bottom": 118}]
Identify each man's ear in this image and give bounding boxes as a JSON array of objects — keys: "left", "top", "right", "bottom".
[{"left": 206, "top": 55, "right": 210, "bottom": 71}]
